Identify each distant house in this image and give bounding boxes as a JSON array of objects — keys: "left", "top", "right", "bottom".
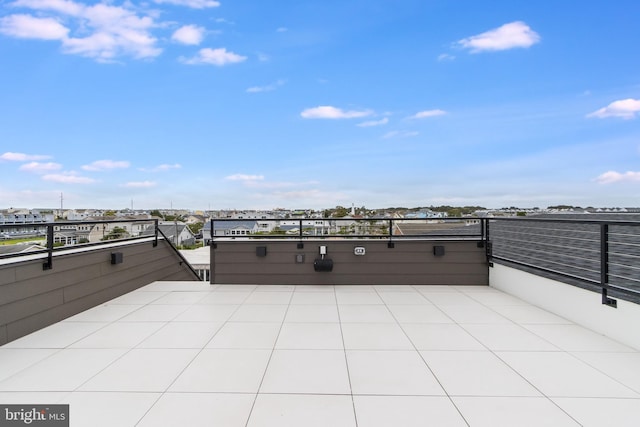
[
  {"left": 185, "top": 214, "right": 207, "bottom": 224},
  {"left": 66, "top": 210, "right": 97, "bottom": 221},
  {"left": 279, "top": 219, "right": 333, "bottom": 235},
  {"left": 0, "top": 210, "right": 50, "bottom": 237},
  {"left": 84, "top": 217, "right": 149, "bottom": 243},
  {"left": 155, "top": 223, "right": 196, "bottom": 246},
  {"left": 202, "top": 220, "right": 258, "bottom": 244},
  {"left": 404, "top": 209, "right": 448, "bottom": 220},
  {"left": 255, "top": 220, "right": 277, "bottom": 234}
]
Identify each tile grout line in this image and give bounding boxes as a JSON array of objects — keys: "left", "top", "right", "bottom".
[
  {"left": 0, "top": 287, "right": 178, "bottom": 395},
  {"left": 334, "top": 285, "right": 360, "bottom": 427},
  {"left": 243, "top": 284, "right": 296, "bottom": 427},
  {"left": 461, "top": 287, "right": 640, "bottom": 415},
  {"left": 134, "top": 284, "right": 251, "bottom": 426},
  {"left": 382, "top": 284, "right": 472, "bottom": 426},
  {"left": 456, "top": 289, "right": 586, "bottom": 425}
]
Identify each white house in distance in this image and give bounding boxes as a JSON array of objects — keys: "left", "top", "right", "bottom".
[
  {"left": 202, "top": 221, "right": 259, "bottom": 245},
  {"left": 155, "top": 222, "right": 196, "bottom": 246}
]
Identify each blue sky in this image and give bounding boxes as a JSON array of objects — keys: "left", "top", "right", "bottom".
[{"left": 1, "top": 0, "right": 639, "bottom": 210}]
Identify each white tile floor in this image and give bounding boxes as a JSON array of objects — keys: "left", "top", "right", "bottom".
[{"left": 1, "top": 281, "right": 639, "bottom": 426}]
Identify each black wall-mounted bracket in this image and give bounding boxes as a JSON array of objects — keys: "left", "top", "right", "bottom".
[
  {"left": 256, "top": 246, "right": 268, "bottom": 257},
  {"left": 602, "top": 288, "right": 617, "bottom": 308},
  {"left": 314, "top": 258, "right": 333, "bottom": 272},
  {"left": 111, "top": 252, "right": 124, "bottom": 265}
]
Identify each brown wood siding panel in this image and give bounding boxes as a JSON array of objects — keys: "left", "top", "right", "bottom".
[
  {"left": 211, "top": 273, "right": 487, "bottom": 286},
  {"left": 213, "top": 262, "right": 486, "bottom": 276},
  {"left": 0, "top": 325, "right": 7, "bottom": 346},
  {"left": 212, "top": 251, "right": 484, "bottom": 265},
  {"left": 0, "top": 264, "right": 102, "bottom": 306},
  {"left": 0, "top": 239, "right": 198, "bottom": 344},
  {"left": 5, "top": 297, "right": 100, "bottom": 343},
  {"left": 1, "top": 243, "right": 181, "bottom": 306},
  {"left": 0, "top": 289, "right": 64, "bottom": 325},
  {"left": 211, "top": 240, "right": 488, "bottom": 286},
  {"left": 63, "top": 253, "right": 183, "bottom": 302},
  {"left": 0, "top": 267, "right": 17, "bottom": 286}
]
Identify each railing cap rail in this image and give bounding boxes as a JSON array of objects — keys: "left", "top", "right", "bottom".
[{"left": 489, "top": 217, "right": 640, "bottom": 226}]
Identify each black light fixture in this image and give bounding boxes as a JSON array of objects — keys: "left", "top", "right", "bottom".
[
  {"left": 111, "top": 252, "right": 124, "bottom": 265},
  {"left": 256, "top": 246, "right": 267, "bottom": 257}
]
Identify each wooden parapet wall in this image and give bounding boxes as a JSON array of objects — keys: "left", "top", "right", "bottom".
[
  {"left": 211, "top": 239, "right": 488, "bottom": 286},
  {"left": 0, "top": 238, "right": 199, "bottom": 345}
]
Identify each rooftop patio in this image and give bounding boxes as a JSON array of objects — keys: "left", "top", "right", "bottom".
[{"left": 1, "top": 281, "right": 639, "bottom": 426}]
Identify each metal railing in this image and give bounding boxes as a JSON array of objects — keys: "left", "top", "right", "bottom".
[
  {"left": 209, "top": 216, "right": 640, "bottom": 305},
  {"left": 0, "top": 219, "right": 160, "bottom": 270},
  {"left": 5, "top": 215, "right": 639, "bottom": 304},
  {"left": 155, "top": 226, "right": 202, "bottom": 280},
  {"left": 486, "top": 217, "right": 640, "bottom": 305},
  {"left": 208, "top": 217, "right": 487, "bottom": 241}
]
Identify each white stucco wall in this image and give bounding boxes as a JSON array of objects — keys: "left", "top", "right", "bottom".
[{"left": 490, "top": 263, "right": 640, "bottom": 351}]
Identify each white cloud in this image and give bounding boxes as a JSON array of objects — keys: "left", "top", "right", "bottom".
[
  {"left": 246, "top": 79, "right": 285, "bottom": 93},
  {"left": 458, "top": 21, "right": 540, "bottom": 53},
  {"left": 595, "top": 171, "right": 640, "bottom": 184},
  {"left": 587, "top": 98, "right": 640, "bottom": 120},
  {"left": 225, "top": 174, "right": 265, "bottom": 182},
  {"left": 408, "top": 109, "right": 447, "bottom": 119},
  {"left": 437, "top": 53, "right": 455, "bottom": 62},
  {"left": 12, "top": 0, "right": 83, "bottom": 15},
  {"left": 171, "top": 25, "right": 205, "bottom": 45},
  {"left": 0, "top": 152, "right": 51, "bottom": 161},
  {"left": 357, "top": 117, "right": 389, "bottom": 127},
  {"left": 153, "top": 0, "right": 220, "bottom": 9},
  {"left": 300, "top": 106, "right": 373, "bottom": 119},
  {"left": 65, "top": 4, "right": 160, "bottom": 61},
  {"left": 180, "top": 47, "right": 247, "bottom": 66},
  {"left": 6, "top": 0, "right": 162, "bottom": 61},
  {"left": 276, "top": 27, "right": 288, "bottom": 33},
  {"left": 0, "top": 14, "right": 69, "bottom": 40},
  {"left": 272, "top": 189, "right": 323, "bottom": 199},
  {"left": 42, "top": 171, "right": 95, "bottom": 183},
  {"left": 81, "top": 159, "right": 130, "bottom": 171},
  {"left": 382, "top": 130, "right": 419, "bottom": 139},
  {"left": 122, "top": 181, "right": 157, "bottom": 188},
  {"left": 140, "top": 163, "right": 182, "bottom": 172},
  {"left": 19, "top": 162, "right": 63, "bottom": 173}
]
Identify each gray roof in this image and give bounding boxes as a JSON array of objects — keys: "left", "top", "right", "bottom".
[
  {"left": 203, "top": 221, "right": 257, "bottom": 231},
  {"left": 0, "top": 244, "right": 46, "bottom": 255}
]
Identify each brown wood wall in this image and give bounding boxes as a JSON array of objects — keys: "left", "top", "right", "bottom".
[
  {"left": 211, "top": 239, "right": 488, "bottom": 286},
  {"left": 0, "top": 239, "right": 199, "bottom": 345}
]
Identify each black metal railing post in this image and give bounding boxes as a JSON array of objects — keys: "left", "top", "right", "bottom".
[
  {"left": 600, "top": 223, "right": 609, "bottom": 286},
  {"left": 485, "top": 219, "right": 493, "bottom": 267},
  {"left": 42, "top": 224, "right": 53, "bottom": 270},
  {"left": 299, "top": 219, "right": 303, "bottom": 238},
  {"left": 153, "top": 219, "right": 159, "bottom": 247},
  {"left": 600, "top": 223, "right": 616, "bottom": 307}
]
